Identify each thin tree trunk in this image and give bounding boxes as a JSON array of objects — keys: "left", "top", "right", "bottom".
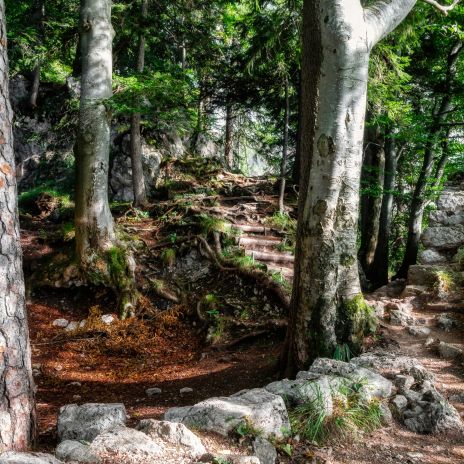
[
  {"left": 224, "top": 102, "right": 235, "bottom": 170},
  {"left": 75, "top": 0, "right": 137, "bottom": 318},
  {"left": 130, "top": 0, "right": 148, "bottom": 208},
  {"left": 0, "top": 0, "right": 36, "bottom": 448},
  {"left": 368, "top": 132, "right": 402, "bottom": 289},
  {"left": 283, "top": 0, "right": 416, "bottom": 375},
  {"left": 279, "top": 77, "right": 290, "bottom": 213},
  {"left": 29, "top": 63, "right": 40, "bottom": 109},
  {"left": 29, "top": 0, "right": 44, "bottom": 109},
  {"left": 396, "top": 41, "right": 462, "bottom": 279},
  {"left": 358, "top": 123, "right": 385, "bottom": 279},
  {"left": 292, "top": 70, "right": 302, "bottom": 185}
]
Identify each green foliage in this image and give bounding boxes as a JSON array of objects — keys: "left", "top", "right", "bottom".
[
  {"left": 290, "top": 381, "right": 383, "bottom": 445},
  {"left": 161, "top": 248, "right": 176, "bottom": 267},
  {"left": 333, "top": 344, "right": 352, "bottom": 363},
  {"left": 198, "top": 214, "right": 232, "bottom": 236},
  {"left": 235, "top": 418, "right": 262, "bottom": 439},
  {"left": 61, "top": 222, "right": 75, "bottom": 242},
  {"left": 456, "top": 247, "right": 464, "bottom": 271}
]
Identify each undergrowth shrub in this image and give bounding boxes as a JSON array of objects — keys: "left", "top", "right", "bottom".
[{"left": 290, "top": 381, "right": 383, "bottom": 444}]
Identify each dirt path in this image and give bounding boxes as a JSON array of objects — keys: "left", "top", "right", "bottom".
[{"left": 326, "top": 294, "right": 464, "bottom": 464}]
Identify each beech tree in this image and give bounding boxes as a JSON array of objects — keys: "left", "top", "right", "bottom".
[
  {"left": 284, "top": 0, "right": 460, "bottom": 374},
  {"left": 75, "top": 0, "right": 137, "bottom": 318},
  {"left": 0, "top": 0, "right": 36, "bottom": 449}
]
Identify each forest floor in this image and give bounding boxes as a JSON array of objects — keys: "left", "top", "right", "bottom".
[{"left": 19, "top": 163, "right": 464, "bottom": 463}]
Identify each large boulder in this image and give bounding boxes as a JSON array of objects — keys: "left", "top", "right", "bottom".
[
  {"left": 136, "top": 419, "right": 206, "bottom": 458},
  {"left": 57, "top": 403, "right": 127, "bottom": 442},
  {"left": 350, "top": 350, "right": 434, "bottom": 383},
  {"left": 55, "top": 441, "right": 100, "bottom": 463},
  {"left": 437, "top": 189, "right": 464, "bottom": 212},
  {"left": 164, "top": 388, "right": 290, "bottom": 439},
  {"left": 89, "top": 426, "right": 164, "bottom": 463},
  {"left": 265, "top": 375, "right": 334, "bottom": 414},
  {"left": 0, "top": 453, "right": 62, "bottom": 464},
  {"left": 301, "top": 358, "right": 393, "bottom": 401},
  {"left": 421, "top": 225, "right": 464, "bottom": 251},
  {"left": 419, "top": 249, "right": 448, "bottom": 265}
]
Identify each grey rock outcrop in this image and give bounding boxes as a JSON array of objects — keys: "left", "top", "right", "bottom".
[
  {"left": 136, "top": 419, "right": 206, "bottom": 458},
  {"left": 164, "top": 388, "right": 290, "bottom": 439},
  {"left": 57, "top": 403, "right": 127, "bottom": 442},
  {"left": 0, "top": 453, "right": 63, "bottom": 464},
  {"left": 55, "top": 441, "right": 100, "bottom": 463}
]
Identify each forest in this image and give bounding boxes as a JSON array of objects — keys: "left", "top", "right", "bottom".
[{"left": 0, "top": 0, "right": 464, "bottom": 463}]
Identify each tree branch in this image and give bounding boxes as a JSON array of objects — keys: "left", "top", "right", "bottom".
[
  {"left": 364, "top": 0, "right": 417, "bottom": 48},
  {"left": 422, "top": 0, "right": 460, "bottom": 15}
]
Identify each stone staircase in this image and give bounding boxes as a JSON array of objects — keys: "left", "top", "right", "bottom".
[{"left": 232, "top": 221, "right": 295, "bottom": 282}]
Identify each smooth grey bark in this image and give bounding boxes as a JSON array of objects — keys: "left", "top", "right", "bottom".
[
  {"left": 224, "top": 102, "right": 235, "bottom": 170},
  {"left": 278, "top": 77, "right": 290, "bottom": 213},
  {"left": 396, "top": 41, "right": 462, "bottom": 279},
  {"left": 130, "top": 0, "right": 148, "bottom": 208},
  {"left": 0, "top": 0, "right": 36, "bottom": 449},
  {"left": 75, "top": 0, "right": 136, "bottom": 318},
  {"left": 359, "top": 124, "right": 385, "bottom": 280},
  {"left": 284, "top": 0, "right": 417, "bottom": 374}
]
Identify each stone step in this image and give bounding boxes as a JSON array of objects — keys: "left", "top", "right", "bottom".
[
  {"left": 233, "top": 224, "right": 281, "bottom": 236},
  {"left": 424, "top": 302, "right": 464, "bottom": 313},
  {"left": 245, "top": 249, "right": 294, "bottom": 264},
  {"left": 238, "top": 236, "right": 283, "bottom": 252}
]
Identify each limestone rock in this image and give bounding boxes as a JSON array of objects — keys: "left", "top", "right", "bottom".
[
  {"left": 146, "top": 387, "right": 162, "bottom": 396},
  {"left": 137, "top": 419, "right": 206, "bottom": 457},
  {"left": 438, "top": 341, "right": 463, "bottom": 360},
  {"left": 90, "top": 426, "right": 164, "bottom": 462},
  {"left": 422, "top": 225, "right": 464, "bottom": 251},
  {"left": 437, "top": 190, "right": 464, "bottom": 212},
  {"left": 419, "top": 249, "right": 448, "bottom": 265},
  {"left": 436, "top": 313, "right": 457, "bottom": 331},
  {"left": 394, "top": 375, "right": 415, "bottom": 392},
  {"left": 164, "top": 388, "right": 290, "bottom": 439},
  {"left": 391, "top": 395, "right": 408, "bottom": 414},
  {"left": 265, "top": 376, "right": 334, "bottom": 415},
  {"left": 55, "top": 440, "right": 100, "bottom": 463},
  {"left": 408, "top": 326, "right": 431, "bottom": 337},
  {"left": 306, "top": 358, "right": 393, "bottom": 400},
  {"left": 0, "top": 453, "right": 62, "bottom": 464},
  {"left": 52, "top": 319, "right": 69, "bottom": 328},
  {"left": 252, "top": 437, "right": 277, "bottom": 464},
  {"left": 57, "top": 403, "right": 127, "bottom": 442},
  {"left": 390, "top": 310, "right": 416, "bottom": 327}
]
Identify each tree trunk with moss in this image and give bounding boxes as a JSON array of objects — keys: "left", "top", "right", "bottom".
[
  {"left": 0, "top": 0, "right": 36, "bottom": 449},
  {"left": 284, "top": 0, "right": 416, "bottom": 376},
  {"left": 75, "top": 0, "right": 136, "bottom": 318}
]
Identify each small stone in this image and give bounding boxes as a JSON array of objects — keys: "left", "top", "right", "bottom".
[
  {"left": 55, "top": 364, "right": 63, "bottom": 372},
  {"left": 438, "top": 341, "right": 463, "bottom": 359},
  {"left": 391, "top": 395, "right": 408, "bottom": 413},
  {"left": 436, "top": 313, "right": 457, "bottom": 331},
  {"left": 73, "top": 395, "right": 82, "bottom": 401},
  {"left": 180, "top": 387, "right": 193, "bottom": 394},
  {"left": 253, "top": 437, "right": 277, "bottom": 464},
  {"left": 68, "top": 382, "right": 82, "bottom": 388},
  {"left": 32, "top": 369, "right": 41, "bottom": 377},
  {"left": 449, "top": 393, "right": 464, "bottom": 403},
  {"left": 394, "top": 375, "right": 415, "bottom": 392},
  {"left": 146, "top": 387, "right": 162, "bottom": 396},
  {"left": 79, "top": 319, "right": 87, "bottom": 328},
  {"left": 408, "top": 326, "right": 431, "bottom": 337},
  {"left": 53, "top": 318, "right": 69, "bottom": 328},
  {"left": 101, "top": 314, "right": 115, "bottom": 325},
  {"left": 32, "top": 363, "right": 42, "bottom": 370},
  {"left": 65, "top": 321, "right": 79, "bottom": 332},
  {"left": 424, "top": 336, "right": 436, "bottom": 347}
]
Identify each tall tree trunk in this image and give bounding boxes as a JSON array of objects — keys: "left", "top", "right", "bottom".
[
  {"left": 130, "top": 0, "right": 148, "bottom": 208},
  {"left": 29, "top": 0, "right": 44, "bottom": 109},
  {"left": 358, "top": 123, "right": 385, "bottom": 280},
  {"left": 368, "top": 131, "right": 402, "bottom": 288},
  {"left": 224, "top": 102, "right": 235, "bottom": 170},
  {"left": 75, "top": 0, "right": 137, "bottom": 319},
  {"left": 292, "top": 70, "right": 302, "bottom": 185},
  {"left": 279, "top": 77, "right": 290, "bottom": 213},
  {"left": 0, "top": 0, "right": 36, "bottom": 449},
  {"left": 395, "top": 41, "right": 462, "bottom": 279},
  {"left": 284, "top": 0, "right": 416, "bottom": 375}
]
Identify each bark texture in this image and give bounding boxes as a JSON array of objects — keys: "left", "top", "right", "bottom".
[
  {"left": 0, "top": 0, "right": 36, "bottom": 449},
  {"left": 224, "top": 103, "right": 235, "bottom": 170},
  {"left": 130, "top": 0, "right": 148, "bottom": 208},
  {"left": 284, "top": 0, "right": 416, "bottom": 374},
  {"left": 75, "top": 0, "right": 136, "bottom": 318}
]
